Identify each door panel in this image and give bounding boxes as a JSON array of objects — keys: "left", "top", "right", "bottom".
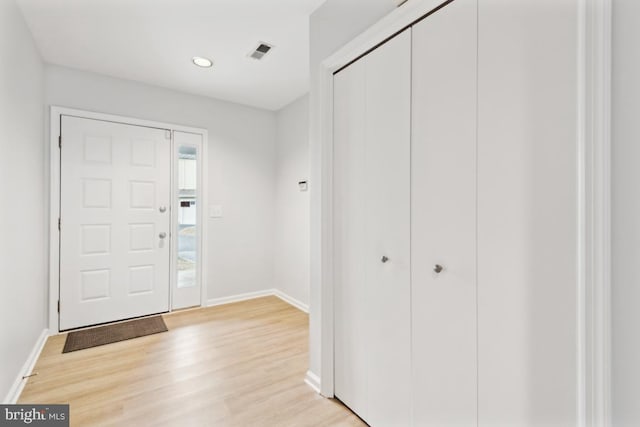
[
  {"left": 334, "top": 29, "right": 412, "bottom": 427},
  {"left": 60, "top": 116, "right": 171, "bottom": 330},
  {"left": 364, "top": 29, "right": 412, "bottom": 427},
  {"left": 334, "top": 57, "right": 369, "bottom": 419},
  {"left": 411, "top": 0, "right": 478, "bottom": 425}
]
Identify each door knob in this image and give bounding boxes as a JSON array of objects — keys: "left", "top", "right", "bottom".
[
  {"left": 381, "top": 256, "right": 389, "bottom": 263},
  {"left": 433, "top": 264, "right": 444, "bottom": 274},
  {"left": 159, "top": 206, "right": 167, "bottom": 213},
  {"left": 159, "top": 232, "right": 167, "bottom": 239}
]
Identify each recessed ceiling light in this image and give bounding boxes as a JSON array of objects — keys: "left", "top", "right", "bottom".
[{"left": 192, "top": 56, "right": 213, "bottom": 68}]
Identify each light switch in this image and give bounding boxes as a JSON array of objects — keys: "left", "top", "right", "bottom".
[{"left": 209, "top": 205, "right": 223, "bottom": 218}]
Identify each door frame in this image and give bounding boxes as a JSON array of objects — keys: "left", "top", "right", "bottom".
[
  {"left": 311, "top": 1, "right": 611, "bottom": 426},
  {"left": 48, "top": 106, "right": 209, "bottom": 333}
]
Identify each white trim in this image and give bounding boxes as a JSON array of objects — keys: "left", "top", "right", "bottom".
[
  {"left": 200, "top": 134, "right": 209, "bottom": 309},
  {"left": 314, "top": 0, "right": 449, "bottom": 399},
  {"left": 274, "top": 290, "right": 309, "bottom": 313},
  {"left": 577, "top": 0, "right": 587, "bottom": 420},
  {"left": 3, "top": 329, "right": 49, "bottom": 404},
  {"left": 304, "top": 370, "right": 321, "bottom": 394},
  {"left": 207, "top": 289, "right": 309, "bottom": 313},
  {"left": 319, "top": 67, "right": 335, "bottom": 398},
  {"left": 48, "top": 106, "right": 209, "bottom": 333},
  {"left": 579, "top": 0, "right": 612, "bottom": 425},
  {"left": 207, "top": 290, "right": 275, "bottom": 307},
  {"left": 322, "top": 0, "right": 449, "bottom": 72}
]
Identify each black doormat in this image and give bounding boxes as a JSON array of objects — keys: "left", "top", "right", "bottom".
[{"left": 62, "top": 316, "right": 168, "bottom": 353}]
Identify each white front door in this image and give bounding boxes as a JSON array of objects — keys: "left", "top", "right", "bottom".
[{"left": 59, "top": 116, "right": 171, "bottom": 330}]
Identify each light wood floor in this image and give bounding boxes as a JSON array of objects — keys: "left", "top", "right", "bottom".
[{"left": 19, "top": 296, "right": 365, "bottom": 427}]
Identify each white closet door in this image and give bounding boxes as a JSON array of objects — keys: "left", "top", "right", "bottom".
[
  {"left": 334, "top": 57, "right": 368, "bottom": 418},
  {"left": 334, "top": 29, "right": 412, "bottom": 426},
  {"left": 364, "top": 29, "right": 412, "bottom": 427},
  {"left": 411, "top": 0, "right": 478, "bottom": 425},
  {"left": 60, "top": 116, "right": 171, "bottom": 330}
]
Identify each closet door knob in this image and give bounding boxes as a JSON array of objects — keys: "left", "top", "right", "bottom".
[
  {"left": 433, "top": 264, "right": 444, "bottom": 274},
  {"left": 381, "top": 256, "right": 389, "bottom": 263}
]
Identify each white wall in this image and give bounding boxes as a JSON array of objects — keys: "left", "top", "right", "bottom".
[
  {"left": 476, "top": 1, "right": 578, "bottom": 425},
  {"left": 0, "top": 0, "right": 46, "bottom": 402},
  {"left": 275, "top": 95, "right": 310, "bottom": 307},
  {"left": 308, "top": 0, "right": 395, "bottom": 384},
  {"left": 612, "top": 1, "right": 640, "bottom": 425},
  {"left": 45, "top": 65, "right": 277, "bottom": 302}
]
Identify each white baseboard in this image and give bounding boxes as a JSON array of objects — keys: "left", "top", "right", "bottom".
[
  {"left": 3, "top": 329, "right": 49, "bottom": 404},
  {"left": 207, "top": 289, "right": 274, "bottom": 307},
  {"left": 305, "top": 370, "right": 321, "bottom": 394},
  {"left": 274, "top": 290, "right": 309, "bottom": 313},
  {"left": 207, "top": 289, "right": 309, "bottom": 313}
]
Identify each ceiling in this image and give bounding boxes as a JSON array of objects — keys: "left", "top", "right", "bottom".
[{"left": 17, "top": 0, "right": 326, "bottom": 111}]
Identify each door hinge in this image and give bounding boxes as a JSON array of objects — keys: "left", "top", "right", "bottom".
[
  {"left": 57, "top": 300, "right": 60, "bottom": 313},
  {"left": 58, "top": 135, "right": 62, "bottom": 148},
  {"left": 58, "top": 218, "right": 61, "bottom": 231}
]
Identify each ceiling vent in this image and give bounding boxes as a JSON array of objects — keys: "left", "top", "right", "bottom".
[{"left": 249, "top": 42, "right": 273, "bottom": 60}]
